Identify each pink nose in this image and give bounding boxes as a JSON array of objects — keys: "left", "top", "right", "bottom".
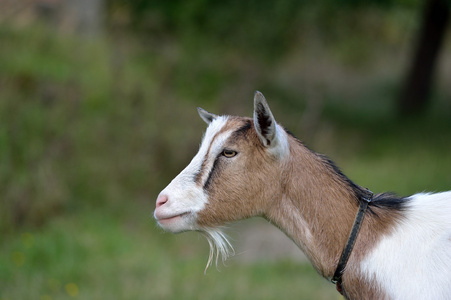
[{"left": 156, "top": 194, "right": 168, "bottom": 208}]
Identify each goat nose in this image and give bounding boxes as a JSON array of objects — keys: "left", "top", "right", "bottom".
[{"left": 156, "top": 194, "right": 169, "bottom": 208}]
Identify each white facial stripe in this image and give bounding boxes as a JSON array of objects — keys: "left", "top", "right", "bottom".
[
  {"left": 197, "top": 128, "right": 234, "bottom": 188},
  {"left": 185, "top": 116, "right": 230, "bottom": 184}
]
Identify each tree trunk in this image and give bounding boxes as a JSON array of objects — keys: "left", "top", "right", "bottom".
[{"left": 398, "top": 0, "right": 450, "bottom": 116}]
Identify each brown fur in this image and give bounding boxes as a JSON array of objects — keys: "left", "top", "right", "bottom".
[{"left": 196, "top": 117, "right": 402, "bottom": 299}]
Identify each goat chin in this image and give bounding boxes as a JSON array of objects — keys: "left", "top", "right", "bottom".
[{"left": 200, "top": 228, "right": 235, "bottom": 272}]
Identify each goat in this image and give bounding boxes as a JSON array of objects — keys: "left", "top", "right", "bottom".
[{"left": 154, "top": 92, "right": 451, "bottom": 299}]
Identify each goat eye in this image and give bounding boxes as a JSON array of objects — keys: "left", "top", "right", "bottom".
[{"left": 222, "top": 149, "right": 237, "bottom": 158}]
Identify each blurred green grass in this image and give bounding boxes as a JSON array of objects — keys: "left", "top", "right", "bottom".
[
  {"left": 0, "top": 16, "right": 450, "bottom": 300},
  {"left": 1, "top": 209, "right": 338, "bottom": 300}
]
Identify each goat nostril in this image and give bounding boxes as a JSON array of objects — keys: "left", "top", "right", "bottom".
[{"left": 156, "top": 194, "right": 169, "bottom": 208}]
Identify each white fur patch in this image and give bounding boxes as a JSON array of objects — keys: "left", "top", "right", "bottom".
[
  {"left": 360, "top": 192, "right": 451, "bottom": 299},
  {"left": 269, "top": 124, "right": 290, "bottom": 160}
]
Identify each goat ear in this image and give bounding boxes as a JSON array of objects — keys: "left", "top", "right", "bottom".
[
  {"left": 197, "top": 107, "right": 218, "bottom": 124},
  {"left": 253, "top": 91, "right": 276, "bottom": 147}
]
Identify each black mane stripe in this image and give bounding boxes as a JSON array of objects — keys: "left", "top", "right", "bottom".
[
  {"left": 371, "top": 193, "right": 409, "bottom": 211},
  {"left": 320, "top": 154, "right": 410, "bottom": 213},
  {"left": 285, "top": 128, "right": 410, "bottom": 214}
]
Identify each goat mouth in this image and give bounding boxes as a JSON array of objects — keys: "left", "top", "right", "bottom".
[{"left": 156, "top": 212, "right": 189, "bottom": 224}]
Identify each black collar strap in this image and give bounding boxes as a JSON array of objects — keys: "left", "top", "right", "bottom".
[{"left": 331, "top": 189, "right": 373, "bottom": 295}]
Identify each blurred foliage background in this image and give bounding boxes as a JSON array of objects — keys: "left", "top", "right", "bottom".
[{"left": 0, "top": 0, "right": 450, "bottom": 299}]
